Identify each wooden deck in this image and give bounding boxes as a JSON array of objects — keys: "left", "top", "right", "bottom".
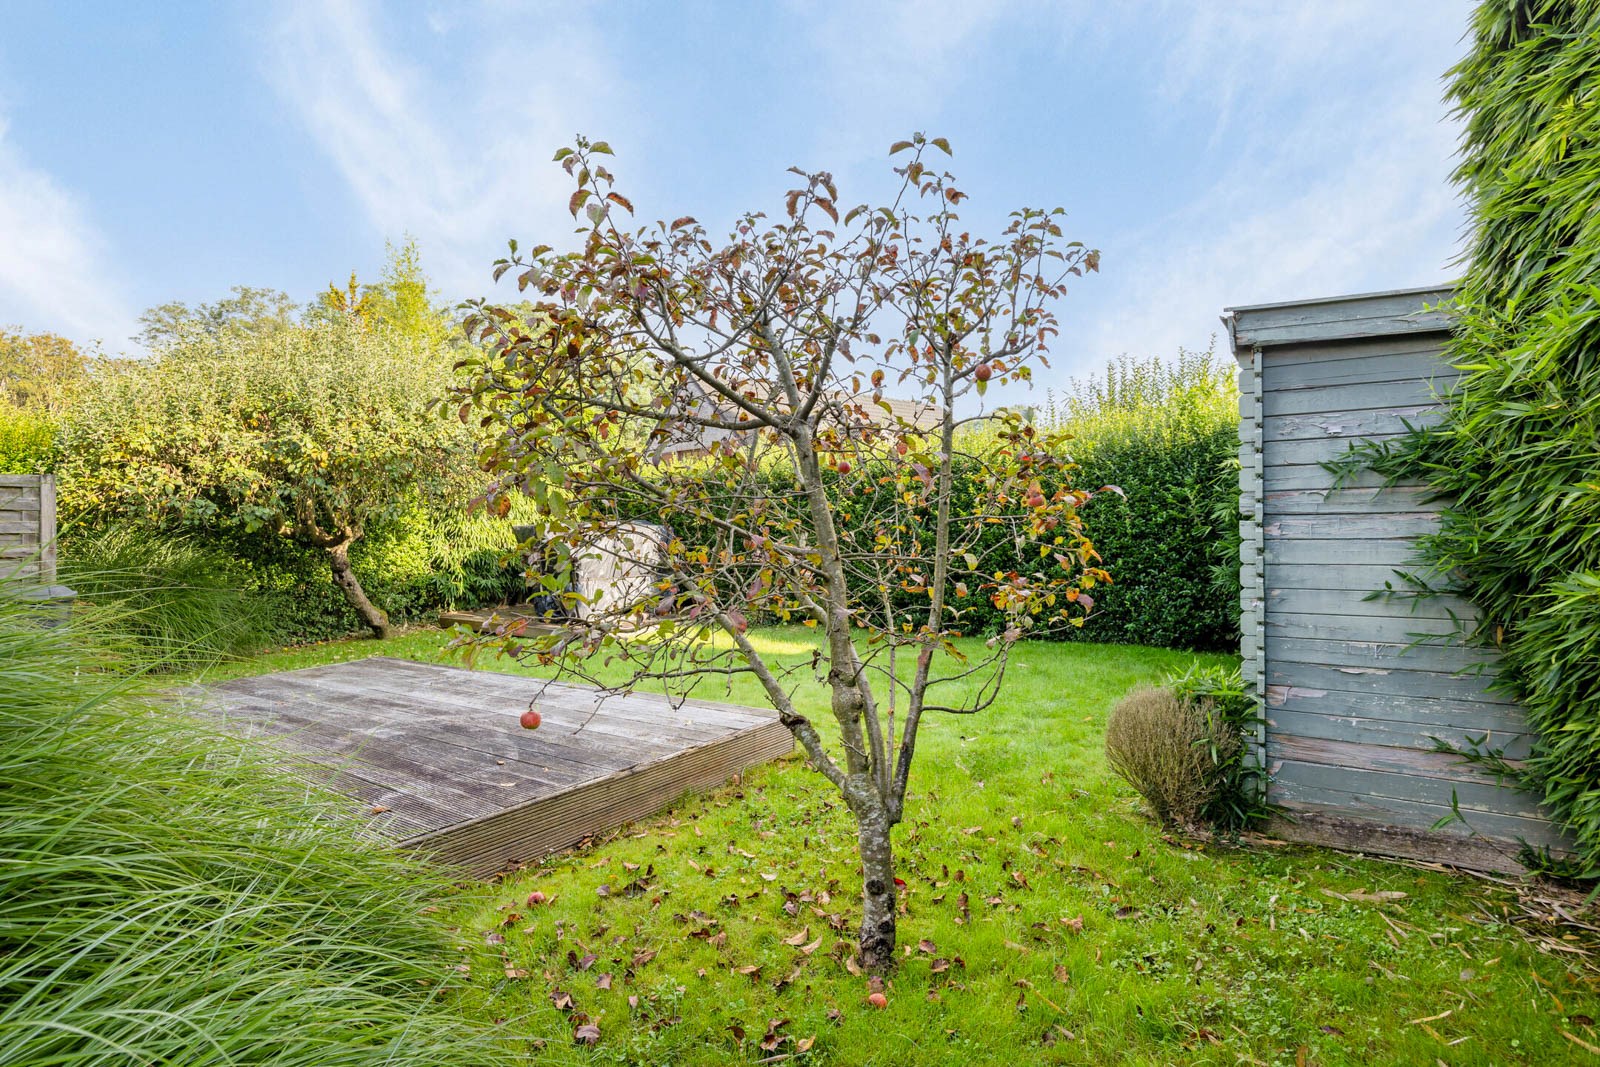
[{"left": 198, "top": 657, "right": 794, "bottom": 877}]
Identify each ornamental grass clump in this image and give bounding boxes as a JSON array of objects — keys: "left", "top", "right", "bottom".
[
  {"left": 0, "top": 581, "right": 505, "bottom": 1066},
  {"left": 1105, "top": 685, "right": 1239, "bottom": 830}
]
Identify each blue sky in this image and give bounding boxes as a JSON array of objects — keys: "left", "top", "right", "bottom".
[{"left": 0, "top": 0, "right": 1470, "bottom": 389}]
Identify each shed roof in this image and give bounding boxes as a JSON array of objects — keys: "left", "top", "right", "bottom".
[{"left": 1222, "top": 284, "right": 1457, "bottom": 352}]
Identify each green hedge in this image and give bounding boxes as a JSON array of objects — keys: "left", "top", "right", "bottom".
[
  {"left": 1360, "top": 2, "right": 1600, "bottom": 875},
  {"left": 1027, "top": 351, "right": 1240, "bottom": 651},
  {"left": 611, "top": 352, "right": 1240, "bottom": 652}
]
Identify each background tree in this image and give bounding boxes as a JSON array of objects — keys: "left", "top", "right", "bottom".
[
  {"left": 454, "top": 134, "right": 1105, "bottom": 970},
  {"left": 136, "top": 285, "right": 298, "bottom": 349},
  {"left": 0, "top": 327, "right": 93, "bottom": 412},
  {"left": 60, "top": 320, "right": 475, "bottom": 637},
  {"left": 311, "top": 237, "right": 454, "bottom": 347}
]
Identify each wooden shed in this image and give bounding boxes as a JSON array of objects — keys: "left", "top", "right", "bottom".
[{"left": 1224, "top": 287, "right": 1568, "bottom": 870}]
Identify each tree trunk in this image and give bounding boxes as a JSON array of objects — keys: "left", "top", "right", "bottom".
[
  {"left": 852, "top": 786, "right": 898, "bottom": 971},
  {"left": 327, "top": 542, "right": 390, "bottom": 639}
]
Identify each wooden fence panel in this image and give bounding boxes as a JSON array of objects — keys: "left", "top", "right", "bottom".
[{"left": 0, "top": 474, "right": 55, "bottom": 582}]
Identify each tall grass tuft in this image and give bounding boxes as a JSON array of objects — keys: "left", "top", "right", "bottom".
[
  {"left": 60, "top": 527, "right": 279, "bottom": 667},
  {"left": 0, "top": 580, "right": 508, "bottom": 1065}
]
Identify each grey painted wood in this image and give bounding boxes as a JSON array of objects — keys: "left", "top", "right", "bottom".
[
  {"left": 198, "top": 657, "right": 794, "bottom": 877},
  {"left": 1262, "top": 379, "right": 1444, "bottom": 418},
  {"left": 1266, "top": 661, "right": 1515, "bottom": 706},
  {"left": 1266, "top": 610, "right": 1462, "bottom": 642},
  {"left": 1264, "top": 463, "right": 1390, "bottom": 493},
  {"left": 1271, "top": 769, "right": 1567, "bottom": 849},
  {"left": 1264, "top": 405, "right": 1441, "bottom": 443},
  {"left": 1262, "top": 487, "right": 1436, "bottom": 515},
  {"left": 1263, "top": 510, "right": 1442, "bottom": 541},
  {"left": 1266, "top": 634, "right": 1493, "bottom": 675},
  {"left": 1265, "top": 349, "right": 1457, "bottom": 392},
  {"left": 1262, "top": 562, "right": 1448, "bottom": 591},
  {"left": 1267, "top": 537, "right": 1426, "bottom": 567},
  {"left": 1251, "top": 333, "right": 1452, "bottom": 371},
  {"left": 1267, "top": 584, "right": 1478, "bottom": 622},
  {"left": 1230, "top": 285, "right": 1568, "bottom": 868},
  {"left": 1266, "top": 708, "right": 1532, "bottom": 760},
  {"left": 1224, "top": 285, "right": 1455, "bottom": 348}
]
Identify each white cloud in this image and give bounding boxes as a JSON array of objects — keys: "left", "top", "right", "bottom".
[
  {"left": 1054, "top": 1, "right": 1470, "bottom": 380},
  {"left": 266, "top": 0, "right": 623, "bottom": 300},
  {"left": 0, "top": 116, "right": 136, "bottom": 348}
]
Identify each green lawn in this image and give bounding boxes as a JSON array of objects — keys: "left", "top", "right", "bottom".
[{"left": 202, "top": 627, "right": 1600, "bottom": 1066}]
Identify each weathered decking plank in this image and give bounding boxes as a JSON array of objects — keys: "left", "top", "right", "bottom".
[{"left": 200, "top": 657, "right": 794, "bottom": 877}]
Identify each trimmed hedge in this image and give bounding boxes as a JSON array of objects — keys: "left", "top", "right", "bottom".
[
  {"left": 1034, "top": 351, "right": 1240, "bottom": 651},
  {"left": 614, "top": 351, "right": 1241, "bottom": 652}
]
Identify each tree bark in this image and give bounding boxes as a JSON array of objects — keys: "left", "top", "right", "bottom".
[
  {"left": 327, "top": 542, "right": 390, "bottom": 639},
  {"left": 848, "top": 780, "right": 897, "bottom": 971}
]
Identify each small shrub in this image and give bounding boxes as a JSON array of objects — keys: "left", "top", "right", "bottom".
[
  {"left": 1105, "top": 686, "right": 1238, "bottom": 828},
  {"left": 0, "top": 401, "right": 58, "bottom": 474},
  {"left": 1168, "top": 663, "right": 1269, "bottom": 830}
]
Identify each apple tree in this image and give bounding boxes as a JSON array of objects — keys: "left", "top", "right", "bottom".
[
  {"left": 454, "top": 134, "right": 1107, "bottom": 970},
  {"left": 61, "top": 320, "right": 475, "bottom": 637}
]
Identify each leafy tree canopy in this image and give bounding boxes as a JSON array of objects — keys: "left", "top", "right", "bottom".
[
  {"left": 0, "top": 327, "right": 94, "bottom": 412},
  {"left": 60, "top": 320, "right": 477, "bottom": 637}
]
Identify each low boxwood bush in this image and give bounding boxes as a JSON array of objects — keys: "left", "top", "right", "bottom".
[{"left": 0, "top": 579, "right": 506, "bottom": 1065}]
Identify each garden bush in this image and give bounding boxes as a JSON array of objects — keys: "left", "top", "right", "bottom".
[
  {"left": 1105, "top": 685, "right": 1234, "bottom": 829},
  {"left": 0, "top": 577, "right": 505, "bottom": 1065},
  {"left": 0, "top": 401, "right": 58, "bottom": 474},
  {"left": 55, "top": 319, "right": 522, "bottom": 641},
  {"left": 1038, "top": 350, "right": 1240, "bottom": 651},
  {"left": 1106, "top": 664, "right": 1264, "bottom": 832}
]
